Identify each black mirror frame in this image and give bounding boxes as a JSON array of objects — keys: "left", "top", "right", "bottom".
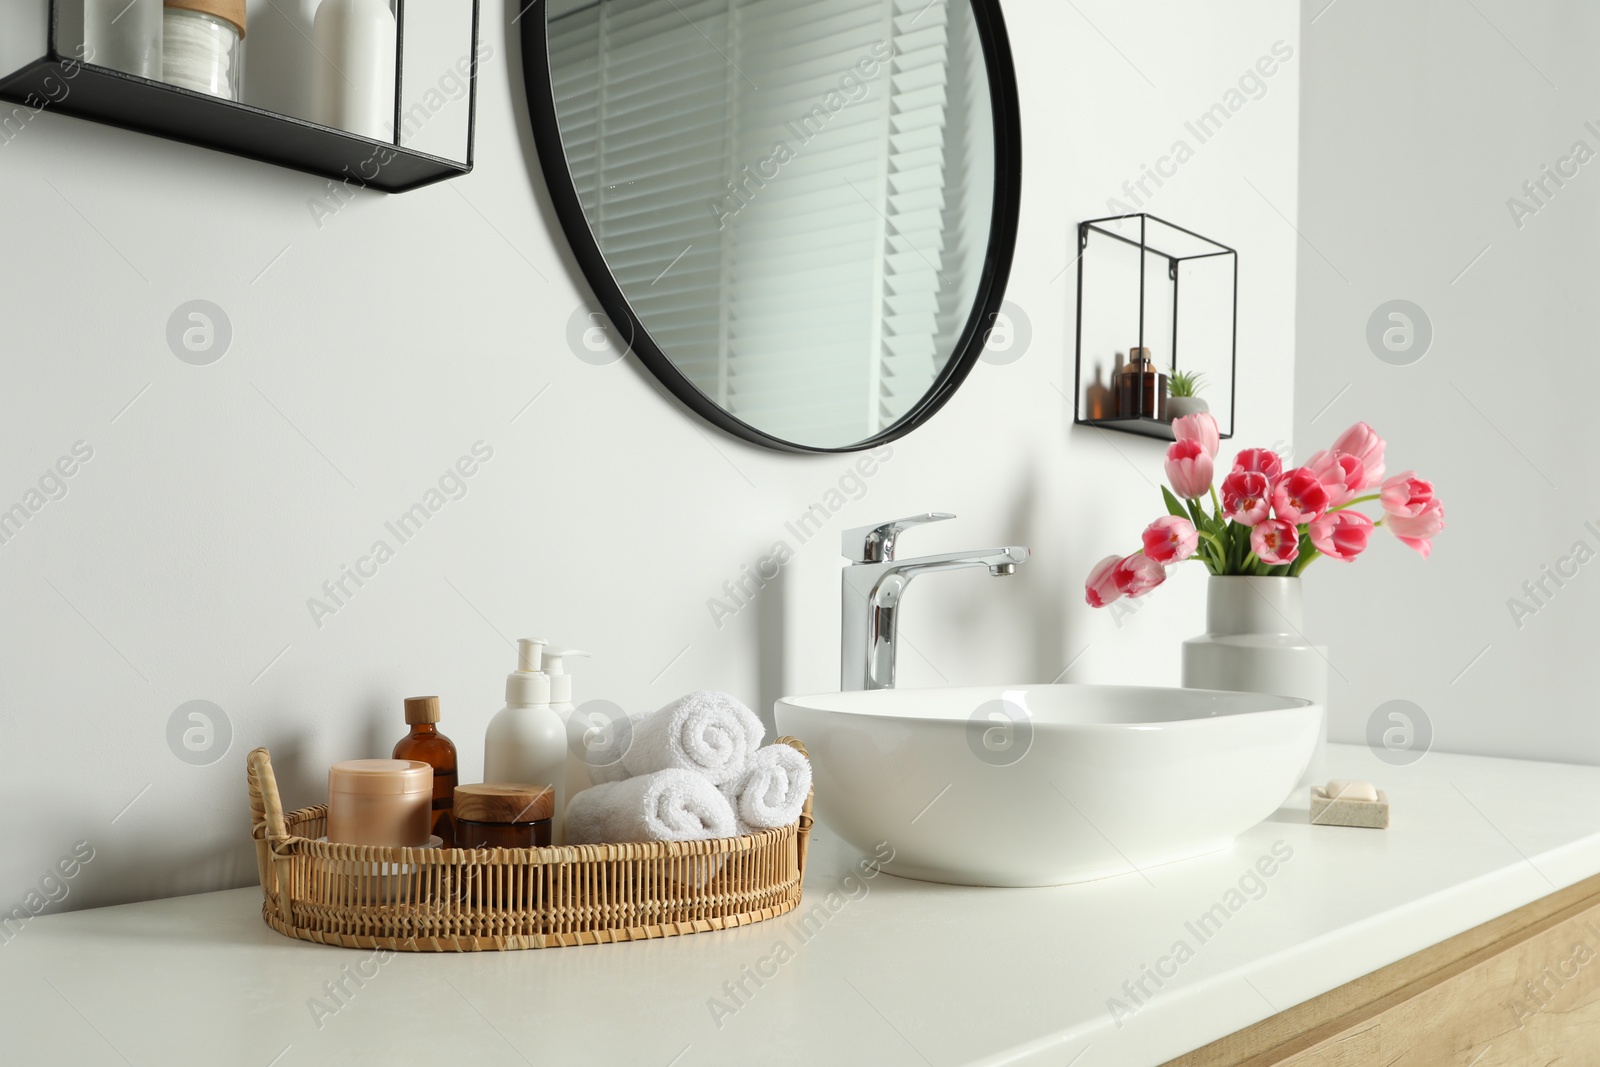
[{"left": 520, "top": 0, "right": 1023, "bottom": 454}]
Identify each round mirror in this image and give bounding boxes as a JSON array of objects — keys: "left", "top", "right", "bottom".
[{"left": 524, "top": 0, "right": 1020, "bottom": 452}]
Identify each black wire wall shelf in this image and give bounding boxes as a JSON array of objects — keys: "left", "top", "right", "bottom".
[
  {"left": 1073, "top": 213, "right": 1239, "bottom": 442},
  {"left": 0, "top": 0, "right": 479, "bottom": 193}
]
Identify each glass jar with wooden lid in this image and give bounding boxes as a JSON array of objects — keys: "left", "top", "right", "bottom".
[
  {"left": 453, "top": 784, "right": 555, "bottom": 850},
  {"left": 162, "top": 0, "right": 245, "bottom": 100}
]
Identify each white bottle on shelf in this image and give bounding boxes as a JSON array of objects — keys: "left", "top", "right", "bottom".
[
  {"left": 483, "top": 639, "right": 568, "bottom": 845},
  {"left": 310, "top": 0, "right": 396, "bottom": 141},
  {"left": 544, "top": 649, "right": 593, "bottom": 807},
  {"left": 85, "top": 0, "right": 164, "bottom": 78}
]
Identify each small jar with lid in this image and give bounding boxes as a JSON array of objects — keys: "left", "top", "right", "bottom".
[
  {"left": 454, "top": 784, "right": 555, "bottom": 850},
  {"left": 326, "top": 759, "right": 433, "bottom": 847},
  {"left": 162, "top": 0, "right": 245, "bottom": 101}
]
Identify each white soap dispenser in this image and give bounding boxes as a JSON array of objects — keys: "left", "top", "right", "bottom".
[
  {"left": 545, "top": 649, "right": 590, "bottom": 716},
  {"left": 483, "top": 638, "right": 569, "bottom": 844},
  {"left": 544, "top": 649, "right": 593, "bottom": 802}
]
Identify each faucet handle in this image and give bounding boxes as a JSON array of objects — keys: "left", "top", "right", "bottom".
[{"left": 841, "top": 512, "right": 955, "bottom": 563}]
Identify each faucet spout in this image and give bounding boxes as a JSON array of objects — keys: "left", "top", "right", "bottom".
[
  {"left": 840, "top": 520, "right": 1029, "bottom": 691},
  {"left": 877, "top": 545, "right": 1029, "bottom": 584}
]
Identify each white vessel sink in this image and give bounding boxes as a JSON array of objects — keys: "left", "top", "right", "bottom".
[{"left": 775, "top": 684, "right": 1320, "bottom": 887}]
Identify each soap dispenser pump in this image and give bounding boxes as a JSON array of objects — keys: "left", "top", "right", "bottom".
[
  {"left": 544, "top": 648, "right": 594, "bottom": 803},
  {"left": 483, "top": 638, "right": 569, "bottom": 844},
  {"left": 545, "top": 649, "right": 591, "bottom": 715}
]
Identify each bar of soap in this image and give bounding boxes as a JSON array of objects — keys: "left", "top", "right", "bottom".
[
  {"left": 1325, "top": 779, "right": 1378, "bottom": 802},
  {"left": 1310, "top": 784, "right": 1389, "bottom": 829}
]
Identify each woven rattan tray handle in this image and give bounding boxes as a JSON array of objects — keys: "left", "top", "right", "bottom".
[
  {"left": 247, "top": 747, "right": 293, "bottom": 925},
  {"left": 775, "top": 736, "right": 813, "bottom": 881}
]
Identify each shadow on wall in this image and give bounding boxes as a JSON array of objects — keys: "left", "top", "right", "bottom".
[
  {"left": 1005, "top": 459, "right": 1072, "bottom": 684},
  {"left": 756, "top": 562, "right": 787, "bottom": 739},
  {"left": 905, "top": 459, "right": 1058, "bottom": 687},
  {"left": 15, "top": 814, "right": 262, "bottom": 921},
  {"left": 10, "top": 719, "right": 334, "bottom": 920}
]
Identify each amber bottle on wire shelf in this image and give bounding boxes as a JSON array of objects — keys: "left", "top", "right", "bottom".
[{"left": 1115, "top": 346, "right": 1168, "bottom": 420}]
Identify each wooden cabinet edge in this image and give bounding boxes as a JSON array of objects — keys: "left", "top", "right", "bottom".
[{"left": 1164, "top": 870, "right": 1600, "bottom": 1067}]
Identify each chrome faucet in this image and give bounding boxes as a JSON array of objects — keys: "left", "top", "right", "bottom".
[{"left": 840, "top": 513, "right": 1029, "bottom": 691}]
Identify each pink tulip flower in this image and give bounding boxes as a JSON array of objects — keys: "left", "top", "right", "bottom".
[
  {"left": 1221, "top": 470, "right": 1272, "bottom": 526},
  {"left": 1251, "top": 519, "right": 1301, "bottom": 565},
  {"left": 1085, "top": 555, "right": 1123, "bottom": 608},
  {"left": 1307, "top": 449, "right": 1366, "bottom": 507},
  {"left": 1271, "top": 467, "right": 1331, "bottom": 525},
  {"left": 1113, "top": 553, "right": 1166, "bottom": 598},
  {"left": 1331, "top": 422, "right": 1386, "bottom": 487},
  {"left": 1380, "top": 471, "right": 1435, "bottom": 519},
  {"left": 1142, "top": 516, "right": 1199, "bottom": 564},
  {"left": 1172, "top": 412, "right": 1220, "bottom": 458},
  {"left": 1232, "top": 448, "right": 1285, "bottom": 488},
  {"left": 1308, "top": 511, "right": 1374, "bottom": 562},
  {"left": 1165, "top": 439, "right": 1214, "bottom": 499},
  {"left": 1387, "top": 498, "right": 1445, "bottom": 559}
]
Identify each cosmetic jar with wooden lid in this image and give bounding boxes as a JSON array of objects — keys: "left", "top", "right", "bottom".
[
  {"left": 454, "top": 784, "right": 555, "bottom": 849},
  {"left": 326, "top": 759, "right": 433, "bottom": 847},
  {"left": 162, "top": 0, "right": 245, "bottom": 100}
]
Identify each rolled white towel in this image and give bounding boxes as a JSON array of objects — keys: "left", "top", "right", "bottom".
[
  {"left": 565, "top": 768, "right": 738, "bottom": 844},
  {"left": 587, "top": 755, "right": 632, "bottom": 785},
  {"left": 615, "top": 691, "right": 764, "bottom": 787},
  {"left": 722, "top": 744, "right": 811, "bottom": 832}
]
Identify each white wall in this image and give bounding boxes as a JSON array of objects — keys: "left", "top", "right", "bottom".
[
  {"left": 0, "top": 0, "right": 1300, "bottom": 913},
  {"left": 1296, "top": 0, "right": 1597, "bottom": 764}
]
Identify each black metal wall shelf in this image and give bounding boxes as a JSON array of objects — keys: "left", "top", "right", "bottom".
[
  {"left": 1082, "top": 416, "right": 1181, "bottom": 442},
  {"left": 0, "top": 1, "right": 478, "bottom": 193},
  {"left": 1073, "top": 213, "right": 1238, "bottom": 442}
]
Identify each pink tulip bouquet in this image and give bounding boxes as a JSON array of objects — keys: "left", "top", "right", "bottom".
[{"left": 1086, "top": 414, "right": 1444, "bottom": 608}]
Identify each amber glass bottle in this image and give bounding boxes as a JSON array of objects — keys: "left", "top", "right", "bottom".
[
  {"left": 392, "top": 696, "right": 458, "bottom": 847},
  {"left": 1116, "top": 346, "right": 1169, "bottom": 419}
]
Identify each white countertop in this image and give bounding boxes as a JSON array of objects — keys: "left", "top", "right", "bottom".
[{"left": 6, "top": 743, "right": 1600, "bottom": 1067}]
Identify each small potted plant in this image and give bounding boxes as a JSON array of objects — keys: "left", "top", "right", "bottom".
[{"left": 1165, "top": 369, "right": 1207, "bottom": 420}]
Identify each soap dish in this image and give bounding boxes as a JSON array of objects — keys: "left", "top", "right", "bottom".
[{"left": 1310, "top": 785, "right": 1390, "bottom": 829}]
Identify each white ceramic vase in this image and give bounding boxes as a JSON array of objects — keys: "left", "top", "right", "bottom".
[{"left": 1182, "top": 576, "right": 1327, "bottom": 789}]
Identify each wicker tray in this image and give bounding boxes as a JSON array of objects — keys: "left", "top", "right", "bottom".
[{"left": 247, "top": 739, "right": 812, "bottom": 952}]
